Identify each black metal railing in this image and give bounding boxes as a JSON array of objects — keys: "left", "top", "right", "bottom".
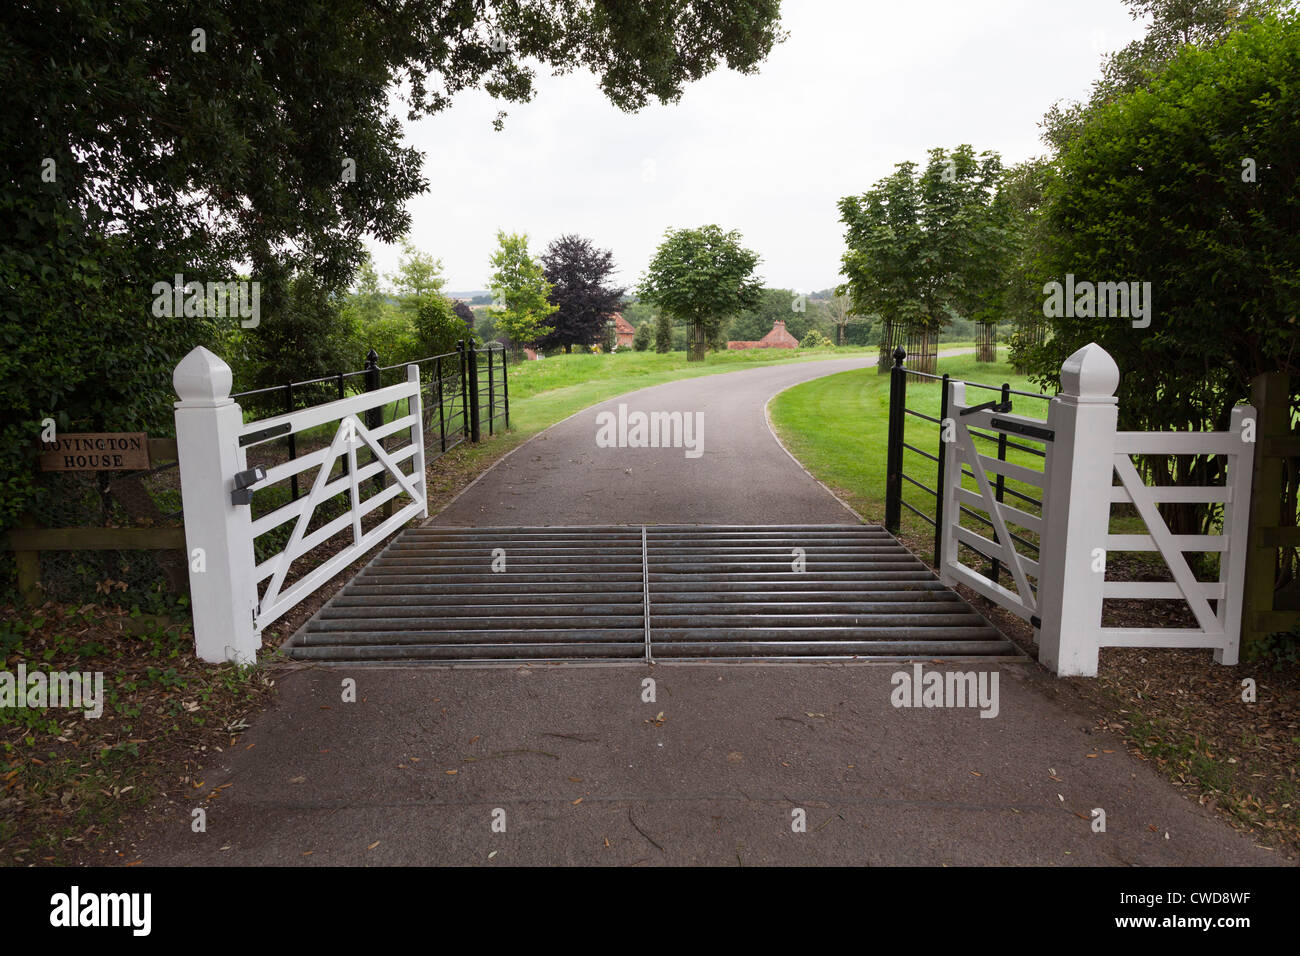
[
  {"left": 884, "top": 346, "right": 1053, "bottom": 586},
  {"left": 232, "top": 340, "right": 509, "bottom": 502}
]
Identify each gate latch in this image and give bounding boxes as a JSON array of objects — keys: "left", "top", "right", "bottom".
[
  {"left": 231, "top": 466, "right": 267, "bottom": 506},
  {"left": 960, "top": 399, "right": 1012, "bottom": 417}
]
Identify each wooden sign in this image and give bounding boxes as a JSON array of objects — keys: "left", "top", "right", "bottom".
[{"left": 39, "top": 433, "right": 150, "bottom": 472}]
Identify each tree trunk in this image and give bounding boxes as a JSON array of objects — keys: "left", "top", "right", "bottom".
[
  {"left": 878, "top": 318, "right": 905, "bottom": 373},
  {"left": 564, "top": 343, "right": 571, "bottom": 354},
  {"left": 688, "top": 320, "right": 706, "bottom": 362},
  {"left": 905, "top": 328, "right": 937, "bottom": 379},
  {"left": 977, "top": 322, "right": 996, "bottom": 362}
]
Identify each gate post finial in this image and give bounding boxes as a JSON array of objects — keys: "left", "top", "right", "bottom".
[
  {"left": 1036, "top": 342, "right": 1119, "bottom": 677},
  {"left": 173, "top": 345, "right": 233, "bottom": 405},
  {"left": 1059, "top": 342, "right": 1119, "bottom": 405},
  {"left": 173, "top": 347, "right": 261, "bottom": 665}
]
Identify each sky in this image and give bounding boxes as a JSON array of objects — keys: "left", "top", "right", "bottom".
[{"left": 366, "top": 0, "right": 1150, "bottom": 296}]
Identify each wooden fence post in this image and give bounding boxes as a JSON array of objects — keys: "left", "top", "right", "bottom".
[
  {"left": 13, "top": 514, "right": 42, "bottom": 604},
  {"left": 1241, "top": 371, "right": 1298, "bottom": 657}
]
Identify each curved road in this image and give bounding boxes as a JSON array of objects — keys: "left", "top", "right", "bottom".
[{"left": 435, "top": 357, "right": 872, "bottom": 526}]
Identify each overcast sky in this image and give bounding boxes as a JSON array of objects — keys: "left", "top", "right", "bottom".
[{"left": 367, "top": 0, "right": 1149, "bottom": 295}]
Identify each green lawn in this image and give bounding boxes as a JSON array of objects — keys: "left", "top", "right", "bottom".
[
  {"left": 505, "top": 346, "right": 874, "bottom": 440},
  {"left": 768, "top": 354, "right": 1051, "bottom": 557}
]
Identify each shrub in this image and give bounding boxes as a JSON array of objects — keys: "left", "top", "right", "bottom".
[{"left": 633, "top": 322, "right": 652, "bottom": 351}]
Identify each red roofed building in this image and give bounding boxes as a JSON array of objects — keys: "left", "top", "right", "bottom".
[
  {"left": 611, "top": 312, "right": 635, "bottom": 349},
  {"left": 726, "top": 319, "right": 798, "bottom": 350}
]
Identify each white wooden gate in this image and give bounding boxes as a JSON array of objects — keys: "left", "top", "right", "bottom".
[
  {"left": 937, "top": 343, "right": 1257, "bottom": 676},
  {"left": 1098, "top": 411, "right": 1254, "bottom": 662},
  {"left": 173, "top": 347, "right": 427, "bottom": 663},
  {"left": 244, "top": 368, "right": 428, "bottom": 631},
  {"left": 937, "top": 382, "right": 1051, "bottom": 626}
]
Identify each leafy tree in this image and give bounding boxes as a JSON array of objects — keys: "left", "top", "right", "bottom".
[
  {"left": 351, "top": 254, "right": 388, "bottom": 326},
  {"left": 633, "top": 322, "right": 653, "bottom": 351},
  {"left": 654, "top": 312, "right": 674, "bottom": 353},
  {"left": 1043, "top": 0, "right": 1283, "bottom": 151},
  {"left": 358, "top": 310, "right": 421, "bottom": 369},
  {"left": 838, "top": 146, "right": 1005, "bottom": 369},
  {"left": 488, "top": 231, "right": 558, "bottom": 354},
  {"left": 539, "top": 235, "right": 627, "bottom": 352},
  {"left": 389, "top": 238, "right": 447, "bottom": 313},
  {"left": 842, "top": 317, "right": 876, "bottom": 346},
  {"left": 824, "top": 291, "right": 855, "bottom": 346},
  {"left": 476, "top": 309, "right": 500, "bottom": 345},
  {"left": 452, "top": 300, "right": 476, "bottom": 334},
  {"left": 414, "top": 296, "right": 469, "bottom": 359},
  {"left": 1027, "top": 12, "right": 1300, "bottom": 534},
  {"left": 240, "top": 274, "right": 358, "bottom": 412},
  {"left": 638, "top": 225, "right": 763, "bottom": 361},
  {"left": 801, "top": 329, "right": 833, "bottom": 349},
  {"left": 0, "top": 0, "right": 784, "bottom": 530},
  {"left": 997, "top": 159, "right": 1055, "bottom": 372},
  {"left": 621, "top": 300, "right": 658, "bottom": 328}
]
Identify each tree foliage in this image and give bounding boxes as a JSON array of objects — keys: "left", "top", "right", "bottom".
[
  {"left": 654, "top": 312, "right": 674, "bottom": 353},
  {"left": 1023, "top": 11, "right": 1300, "bottom": 540},
  {"left": 0, "top": 0, "right": 784, "bottom": 529},
  {"left": 452, "top": 300, "right": 477, "bottom": 333},
  {"left": 638, "top": 225, "right": 762, "bottom": 361},
  {"left": 415, "top": 297, "right": 470, "bottom": 358},
  {"left": 1042, "top": 0, "right": 1283, "bottom": 151},
  {"left": 389, "top": 238, "right": 448, "bottom": 312},
  {"left": 838, "top": 146, "right": 1006, "bottom": 337},
  {"left": 239, "top": 275, "right": 358, "bottom": 414},
  {"left": 1028, "top": 12, "right": 1300, "bottom": 423},
  {"left": 488, "top": 231, "right": 558, "bottom": 351},
  {"left": 539, "top": 235, "right": 626, "bottom": 352},
  {"left": 824, "top": 291, "right": 855, "bottom": 346},
  {"left": 727, "top": 288, "right": 814, "bottom": 342}
]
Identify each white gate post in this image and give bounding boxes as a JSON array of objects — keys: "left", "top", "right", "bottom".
[
  {"left": 1036, "top": 343, "right": 1120, "bottom": 677},
  {"left": 408, "top": 364, "right": 429, "bottom": 519},
  {"left": 937, "top": 379, "right": 966, "bottom": 585},
  {"left": 173, "top": 347, "right": 260, "bottom": 664}
]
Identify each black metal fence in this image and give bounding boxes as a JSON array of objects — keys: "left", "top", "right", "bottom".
[
  {"left": 232, "top": 340, "right": 509, "bottom": 503},
  {"left": 883, "top": 346, "right": 1053, "bottom": 587}
]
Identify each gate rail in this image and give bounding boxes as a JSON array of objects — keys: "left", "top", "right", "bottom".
[
  {"left": 173, "top": 347, "right": 428, "bottom": 663},
  {"left": 231, "top": 340, "right": 507, "bottom": 497},
  {"left": 884, "top": 346, "right": 1053, "bottom": 581},
  {"left": 937, "top": 380, "right": 1053, "bottom": 626}
]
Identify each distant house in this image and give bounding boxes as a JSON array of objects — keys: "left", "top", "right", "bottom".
[
  {"left": 727, "top": 318, "right": 798, "bottom": 350},
  {"left": 610, "top": 312, "right": 635, "bottom": 349}
]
